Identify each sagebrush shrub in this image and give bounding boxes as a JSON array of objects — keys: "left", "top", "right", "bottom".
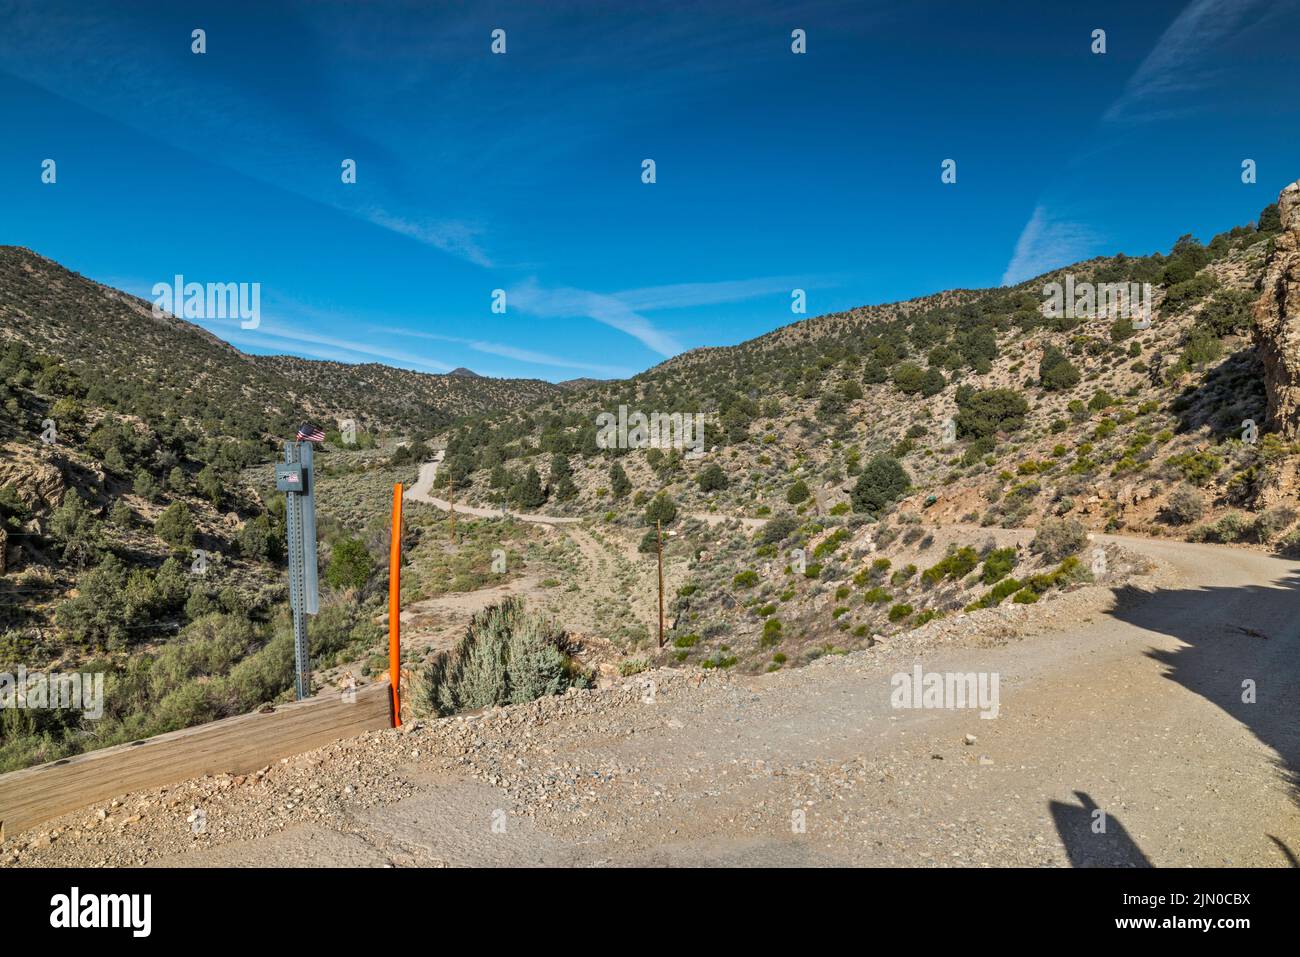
[
  {"left": 422, "top": 598, "right": 582, "bottom": 717},
  {"left": 1030, "top": 518, "right": 1087, "bottom": 561}
]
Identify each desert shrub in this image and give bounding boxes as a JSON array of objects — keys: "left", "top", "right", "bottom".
[
  {"left": 1177, "top": 326, "right": 1223, "bottom": 370},
  {"left": 786, "top": 480, "right": 810, "bottom": 505},
  {"left": 1030, "top": 518, "right": 1087, "bottom": 561},
  {"left": 154, "top": 502, "right": 197, "bottom": 550},
  {"left": 696, "top": 462, "right": 727, "bottom": 492},
  {"left": 850, "top": 455, "right": 911, "bottom": 515},
  {"left": 510, "top": 467, "right": 546, "bottom": 509},
  {"left": 921, "top": 367, "right": 946, "bottom": 397},
  {"left": 108, "top": 501, "right": 134, "bottom": 527},
  {"left": 638, "top": 528, "right": 661, "bottom": 553},
  {"left": 609, "top": 462, "right": 632, "bottom": 498},
  {"left": 888, "top": 603, "right": 913, "bottom": 622},
  {"left": 1088, "top": 390, "right": 1115, "bottom": 412},
  {"left": 967, "top": 577, "right": 1023, "bottom": 610},
  {"left": 1039, "top": 346, "right": 1080, "bottom": 392},
  {"left": 863, "top": 586, "right": 891, "bottom": 604},
  {"left": 891, "top": 563, "right": 917, "bottom": 585},
  {"left": 955, "top": 387, "right": 1029, "bottom": 439},
  {"left": 1162, "top": 485, "right": 1205, "bottom": 525},
  {"left": 758, "top": 514, "right": 799, "bottom": 545},
  {"left": 1190, "top": 512, "right": 1249, "bottom": 544},
  {"left": 921, "top": 546, "right": 979, "bottom": 585},
  {"left": 1252, "top": 507, "right": 1297, "bottom": 544},
  {"left": 239, "top": 514, "right": 282, "bottom": 562},
  {"left": 1167, "top": 450, "right": 1222, "bottom": 486},
  {"left": 1163, "top": 273, "right": 1218, "bottom": 313},
  {"left": 812, "top": 527, "right": 850, "bottom": 558},
  {"left": 892, "top": 362, "right": 926, "bottom": 395},
  {"left": 326, "top": 537, "right": 374, "bottom": 591},
  {"left": 1199, "top": 289, "right": 1255, "bottom": 337},
  {"left": 422, "top": 598, "right": 583, "bottom": 716},
  {"left": 760, "top": 618, "right": 783, "bottom": 647},
  {"left": 733, "top": 570, "right": 759, "bottom": 588},
  {"left": 49, "top": 493, "right": 104, "bottom": 567},
  {"left": 980, "top": 546, "right": 1017, "bottom": 584}
]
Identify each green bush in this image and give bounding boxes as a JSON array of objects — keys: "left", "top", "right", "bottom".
[
  {"left": 325, "top": 537, "right": 374, "bottom": 591},
  {"left": 888, "top": 603, "right": 913, "bottom": 622},
  {"left": 955, "top": 387, "right": 1029, "bottom": 439},
  {"left": 422, "top": 598, "right": 584, "bottom": 716},
  {"left": 1199, "top": 289, "right": 1255, "bottom": 337},
  {"left": 921, "top": 546, "right": 979, "bottom": 585},
  {"left": 980, "top": 546, "right": 1017, "bottom": 584},
  {"left": 761, "top": 618, "right": 783, "bottom": 647},
  {"left": 1039, "top": 346, "right": 1080, "bottom": 392},
  {"left": 696, "top": 462, "right": 728, "bottom": 492},
  {"left": 850, "top": 455, "right": 911, "bottom": 515},
  {"left": 154, "top": 502, "right": 197, "bottom": 550},
  {"left": 1168, "top": 450, "right": 1222, "bottom": 486},
  {"left": 967, "top": 577, "right": 1023, "bottom": 610}
]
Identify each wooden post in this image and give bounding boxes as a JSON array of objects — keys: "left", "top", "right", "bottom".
[
  {"left": 447, "top": 475, "right": 457, "bottom": 544},
  {"left": 388, "top": 484, "right": 403, "bottom": 728},
  {"left": 656, "top": 519, "right": 665, "bottom": 648}
]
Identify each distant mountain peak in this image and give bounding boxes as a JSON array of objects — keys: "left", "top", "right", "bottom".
[{"left": 448, "top": 367, "right": 483, "bottom": 378}]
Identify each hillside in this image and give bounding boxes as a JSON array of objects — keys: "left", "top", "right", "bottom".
[
  {"left": 258, "top": 355, "right": 558, "bottom": 433},
  {"left": 420, "top": 185, "right": 1295, "bottom": 674},
  {"left": 0, "top": 246, "right": 561, "bottom": 438}
]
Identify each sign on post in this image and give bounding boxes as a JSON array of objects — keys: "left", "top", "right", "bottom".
[{"left": 278, "top": 441, "right": 320, "bottom": 699}]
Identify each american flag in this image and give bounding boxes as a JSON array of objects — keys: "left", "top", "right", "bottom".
[{"left": 295, "top": 423, "right": 325, "bottom": 443}]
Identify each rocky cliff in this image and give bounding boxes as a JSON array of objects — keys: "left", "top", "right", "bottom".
[{"left": 1254, "top": 180, "right": 1300, "bottom": 436}]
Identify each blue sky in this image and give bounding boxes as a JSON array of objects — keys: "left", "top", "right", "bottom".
[{"left": 2, "top": 0, "right": 1298, "bottom": 381}]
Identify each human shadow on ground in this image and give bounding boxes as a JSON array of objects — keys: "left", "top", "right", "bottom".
[{"left": 1049, "top": 791, "right": 1152, "bottom": 867}]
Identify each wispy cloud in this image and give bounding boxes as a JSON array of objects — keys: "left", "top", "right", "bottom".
[
  {"left": 506, "top": 275, "right": 824, "bottom": 357},
  {"left": 1103, "top": 0, "right": 1278, "bottom": 124},
  {"left": 612, "top": 276, "right": 815, "bottom": 311},
  {"left": 508, "top": 279, "right": 684, "bottom": 357},
  {"left": 379, "top": 327, "right": 630, "bottom": 378},
  {"left": 195, "top": 315, "right": 454, "bottom": 373},
  {"left": 1001, "top": 206, "right": 1097, "bottom": 286},
  {"left": 359, "top": 207, "right": 494, "bottom": 267}
]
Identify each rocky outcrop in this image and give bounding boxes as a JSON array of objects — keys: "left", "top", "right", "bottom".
[
  {"left": 1254, "top": 181, "right": 1300, "bottom": 436},
  {"left": 0, "top": 449, "right": 67, "bottom": 512}
]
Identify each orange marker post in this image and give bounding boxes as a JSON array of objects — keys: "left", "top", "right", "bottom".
[{"left": 388, "top": 483, "right": 403, "bottom": 727}]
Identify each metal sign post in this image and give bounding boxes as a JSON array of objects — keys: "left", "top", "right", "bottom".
[{"left": 276, "top": 441, "right": 320, "bottom": 700}]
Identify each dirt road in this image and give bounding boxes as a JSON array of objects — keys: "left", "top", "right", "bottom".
[
  {"left": 405, "top": 456, "right": 580, "bottom": 525},
  {"left": 8, "top": 534, "right": 1299, "bottom": 867},
  {"left": 405, "top": 456, "right": 766, "bottom": 530}
]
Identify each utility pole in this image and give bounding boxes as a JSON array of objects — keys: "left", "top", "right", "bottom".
[
  {"left": 448, "top": 480, "right": 457, "bottom": 544},
  {"left": 656, "top": 519, "right": 665, "bottom": 648}
]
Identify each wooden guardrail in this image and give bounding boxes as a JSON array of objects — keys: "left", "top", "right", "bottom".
[{"left": 0, "top": 680, "right": 392, "bottom": 841}]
